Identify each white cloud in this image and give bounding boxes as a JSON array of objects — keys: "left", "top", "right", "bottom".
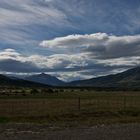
[
  {"left": 56, "top": 71, "right": 93, "bottom": 82},
  {"left": 40, "top": 33, "right": 108, "bottom": 52},
  {"left": 0, "top": 48, "right": 21, "bottom": 60},
  {"left": 0, "top": 49, "right": 90, "bottom": 71},
  {"left": 97, "top": 57, "right": 140, "bottom": 67},
  {"left": 40, "top": 33, "right": 140, "bottom": 58}
]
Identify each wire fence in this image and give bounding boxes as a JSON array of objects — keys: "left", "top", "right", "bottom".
[{"left": 0, "top": 95, "right": 140, "bottom": 117}]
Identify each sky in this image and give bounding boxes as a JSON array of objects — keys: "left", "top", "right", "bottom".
[{"left": 0, "top": 0, "right": 140, "bottom": 81}]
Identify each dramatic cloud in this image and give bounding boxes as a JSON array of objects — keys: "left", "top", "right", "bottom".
[
  {"left": 0, "top": 49, "right": 93, "bottom": 73},
  {"left": 40, "top": 33, "right": 140, "bottom": 59},
  {"left": 0, "top": 47, "right": 139, "bottom": 81},
  {"left": 1, "top": 0, "right": 140, "bottom": 46},
  {"left": 1, "top": 0, "right": 140, "bottom": 81}
]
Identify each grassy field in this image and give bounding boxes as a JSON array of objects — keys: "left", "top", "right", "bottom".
[{"left": 0, "top": 88, "right": 140, "bottom": 126}]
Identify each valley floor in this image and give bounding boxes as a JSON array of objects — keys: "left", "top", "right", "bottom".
[{"left": 0, "top": 90, "right": 140, "bottom": 139}]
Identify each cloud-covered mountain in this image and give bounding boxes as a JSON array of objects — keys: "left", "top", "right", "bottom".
[
  {"left": 1, "top": 67, "right": 140, "bottom": 89},
  {"left": 1, "top": 32, "right": 140, "bottom": 81},
  {"left": 24, "top": 73, "right": 64, "bottom": 86}
]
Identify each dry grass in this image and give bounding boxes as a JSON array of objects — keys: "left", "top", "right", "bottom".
[{"left": 0, "top": 90, "right": 140, "bottom": 126}]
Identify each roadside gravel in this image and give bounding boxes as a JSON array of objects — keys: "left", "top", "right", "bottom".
[{"left": 0, "top": 123, "right": 140, "bottom": 140}]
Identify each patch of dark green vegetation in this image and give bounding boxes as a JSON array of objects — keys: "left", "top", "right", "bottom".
[{"left": 0, "top": 117, "right": 10, "bottom": 123}]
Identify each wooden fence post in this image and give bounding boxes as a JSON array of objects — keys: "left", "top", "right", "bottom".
[
  {"left": 123, "top": 96, "right": 126, "bottom": 110},
  {"left": 78, "top": 97, "right": 81, "bottom": 111}
]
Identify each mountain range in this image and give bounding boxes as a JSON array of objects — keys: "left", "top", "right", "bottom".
[
  {"left": 67, "top": 67, "right": 140, "bottom": 88},
  {"left": 0, "top": 74, "right": 47, "bottom": 87},
  {"left": 0, "top": 67, "right": 140, "bottom": 88},
  {"left": 24, "top": 73, "right": 64, "bottom": 86}
]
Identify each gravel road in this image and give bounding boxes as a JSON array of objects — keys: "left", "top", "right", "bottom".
[{"left": 0, "top": 123, "right": 140, "bottom": 140}]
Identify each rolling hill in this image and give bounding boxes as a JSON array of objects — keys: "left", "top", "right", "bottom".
[
  {"left": 0, "top": 74, "right": 47, "bottom": 87},
  {"left": 67, "top": 67, "right": 140, "bottom": 88}
]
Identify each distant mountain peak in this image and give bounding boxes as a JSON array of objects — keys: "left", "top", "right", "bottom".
[
  {"left": 40, "top": 72, "right": 46, "bottom": 75},
  {"left": 38, "top": 73, "right": 49, "bottom": 77},
  {"left": 24, "top": 73, "right": 64, "bottom": 86}
]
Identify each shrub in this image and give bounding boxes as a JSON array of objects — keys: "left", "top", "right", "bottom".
[{"left": 30, "top": 89, "right": 39, "bottom": 95}]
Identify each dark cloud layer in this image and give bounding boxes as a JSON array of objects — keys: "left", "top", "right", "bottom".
[
  {"left": 0, "top": 41, "right": 140, "bottom": 81},
  {"left": 0, "top": 59, "right": 40, "bottom": 73}
]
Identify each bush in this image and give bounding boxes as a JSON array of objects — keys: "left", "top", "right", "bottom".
[
  {"left": 30, "top": 89, "right": 39, "bottom": 95},
  {"left": 41, "top": 88, "right": 54, "bottom": 94},
  {"left": 47, "top": 88, "right": 54, "bottom": 93}
]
